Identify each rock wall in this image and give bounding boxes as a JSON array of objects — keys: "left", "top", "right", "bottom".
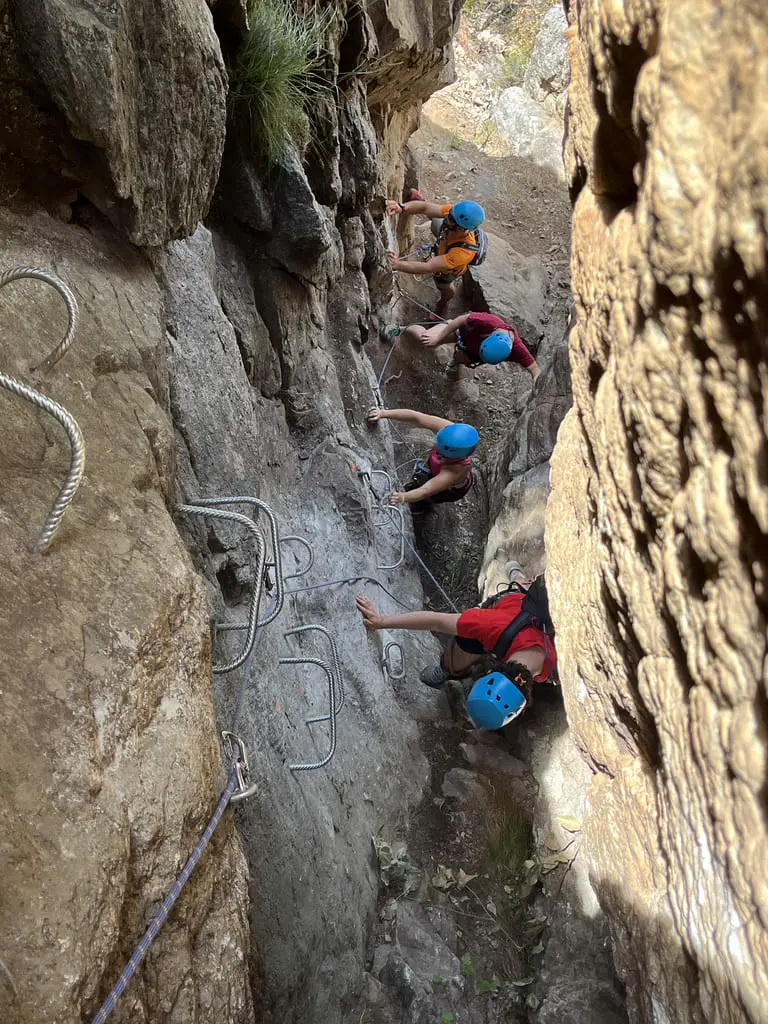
[
  {"left": 0, "top": 1, "right": 465, "bottom": 1022},
  {"left": 492, "top": 4, "right": 569, "bottom": 180},
  {"left": 548, "top": 1, "right": 768, "bottom": 1021},
  {"left": 0, "top": 210, "right": 253, "bottom": 1024}
]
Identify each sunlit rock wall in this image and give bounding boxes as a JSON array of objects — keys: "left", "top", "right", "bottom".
[{"left": 548, "top": 2, "right": 768, "bottom": 1020}]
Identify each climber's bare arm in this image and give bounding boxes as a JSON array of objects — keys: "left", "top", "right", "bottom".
[
  {"left": 367, "top": 408, "right": 453, "bottom": 433},
  {"left": 356, "top": 595, "right": 459, "bottom": 634},
  {"left": 386, "top": 199, "right": 444, "bottom": 219}
]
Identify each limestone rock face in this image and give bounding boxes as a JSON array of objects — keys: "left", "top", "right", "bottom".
[
  {"left": 492, "top": 87, "right": 565, "bottom": 181},
  {"left": 0, "top": 209, "right": 252, "bottom": 1024},
  {"left": 365, "top": 0, "right": 461, "bottom": 111},
  {"left": 523, "top": 5, "right": 569, "bottom": 118},
  {"left": 465, "top": 231, "right": 550, "bottom": 352},
  {"left": 5, "top": 0, "right": 227, "bottom": 245},
  {"left": 548, "top": 2, "right": 768, "bottom": 1021}
]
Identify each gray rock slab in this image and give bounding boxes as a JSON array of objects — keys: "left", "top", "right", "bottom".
[
  {"left": 523, "top": 5, "right": 570, "bottom": 117},
  {"left": 465, "top": 231, "right": 550, "bottom": 349},
  {"left": 492, "top": 87, "right": 565, "bottom": 180},
  {"left": 14, "top": 0, "right": 227, "bottom": 245},
  {"left": 156, "top": 221, "right": 444, "bottom": 1024}
]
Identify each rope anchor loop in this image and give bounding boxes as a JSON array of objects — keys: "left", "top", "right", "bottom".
[{"left": 221, "top": 730, "right": 258, "bottom": 803}]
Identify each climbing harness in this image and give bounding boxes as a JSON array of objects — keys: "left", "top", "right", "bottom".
[
  {"left": 0, "top": 266, "right": 85, "bottom": 553},
  {"left": 278, "top": 655, "right": 337, "bottom": 771},
  {"left": 90, "top": 733, "right": 257, "bottom": 1024},
  {"left": 175, "top": 504, "right": 268, "bottom": 674},
  {"left": 382, "top": 641, "right": 406, "bottom": 680}
]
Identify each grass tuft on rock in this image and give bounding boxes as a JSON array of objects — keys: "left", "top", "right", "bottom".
[
  {"left": 485, "top": 785, "right": 533, "bottom": 878},
  {"left": 229, "top": 0, "right": 333, "bottom": 167}
]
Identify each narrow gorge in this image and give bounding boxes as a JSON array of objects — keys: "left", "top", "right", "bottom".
[{"left": 0, "top": 3, "right": 765, "bottom": 1024}]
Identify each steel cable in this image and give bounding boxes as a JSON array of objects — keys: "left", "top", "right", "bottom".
[{"left": 0, "top": 267, "right": 84, "bottom": 552}]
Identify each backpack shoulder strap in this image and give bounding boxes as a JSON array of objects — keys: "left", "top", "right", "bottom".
[
  {"left": 492, "top": 609, "right": 534, "bottom": 660},
  {"left": 444, "top": 238, "right": 479, "bottom": 254},
  {"left": 491, "top": 575, "right": 555, "bottom": 660},
  {"left": 479, "top": 581, "right": 525, "bottom": 610}
]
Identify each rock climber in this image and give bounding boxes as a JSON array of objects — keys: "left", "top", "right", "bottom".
[
  {"left": 385, "top": 312, "right": 541, "bottom": 382},
  {"left": 366, "top": 406, "right": 477, "bottom": 514},
  {"left": 385, "top": 192, "right": 486, "bottom": 319},
  {"left": 355, "top": 570, "right": 557, "bottom": 731}
]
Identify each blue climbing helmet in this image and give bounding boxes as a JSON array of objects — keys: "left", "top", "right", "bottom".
[
  {"left": 466, "top": 672, "right": 526, "bottom": 730},
  {"left": 479, "top": 330, "right": 513, "bottom": 364},
  {"left": 451, "top": 200, "right": 485, "bottom": 230},
  {"left": 435, "top": 422, "right": 479, "bottom": 459}
]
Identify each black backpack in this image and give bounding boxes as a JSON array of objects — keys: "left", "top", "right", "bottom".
[
  {"left": 481, "top": 575, "right": 557, "bottom": 673},
  {"left": 433, "top": 227, "right": 489, "bottom": 267}
]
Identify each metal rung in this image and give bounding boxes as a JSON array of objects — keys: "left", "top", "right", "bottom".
[
  {"left": 278, "top": 656, "right": 337, "bottom": 771},
  {"left": 175, "top": 504, "right": 267, "bottom": 674},
  {"left": 382, "top": 641, "right": 406, "bottom": 680},
  {"left": 281, "top": 535, "right": 314, "bottom": 580},
  {"left": 190, "top": 496, "right": 285, "bottom": 627},
  {"left": 284, "top": 623, "right": 344, "bottom": 713},
  {"left": 373, "top": 503, "right": 405, "bottom": 570},
  {"left": 370, "top": 469, "right": 393, "bottom": 500}
]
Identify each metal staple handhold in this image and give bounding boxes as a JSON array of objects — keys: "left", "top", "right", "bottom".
[
  {"left": 382, "top": 641, "right": 406, "bottom": 680},
  {"left": 175, "top": 504, "right": 267, "bottom": 674},
  {"left": 279, "top": 656, "right": 337, "bottom": 771},
  {"left": 0, "top": 267, "right": 84, "bottom": 553},
  {"left": 370, "top": 468, "right": 393, "bottom": 498},
  {"left": 285, "top": 623, "right": 344, "bottom": 713},
  {"left": 373, "top": 503, "right": 405, "bottom": 570},
  {"left": 191, "top": 496, "right": 287, "bottom": 627},
  {"left": 280, "top": 534, "right": 314, "bottom": 580}
]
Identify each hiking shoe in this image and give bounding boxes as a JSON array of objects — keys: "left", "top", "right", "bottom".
[
  {"left": 380, "top": 323, "right": 403, "bottom": 342},
  {"left": 420, "top": 664, "right": 451, "bottom": 688},
  {"left": 504, "top": 560, "right": 528, "bottom": 586},
  {"left": 407, "top": 188, "right": 425, "bottom": 202}
]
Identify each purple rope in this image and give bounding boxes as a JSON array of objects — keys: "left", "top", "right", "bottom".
[{"left": 90, "top": 766, "right": 239, "bottom": 1024}]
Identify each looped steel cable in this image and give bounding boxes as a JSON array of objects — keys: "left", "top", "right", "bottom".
[
  {"left": 0, "top": 267, "right": 84, "bottom": 553},
  {"left": 175, "top": 504, "right": 267, "bottom": 674},
  {"left": 0, "top": 266, "right": 79, "bottom": 372},
  {"left": 279, "top": 655, "right": 337, "bottom": 771}
]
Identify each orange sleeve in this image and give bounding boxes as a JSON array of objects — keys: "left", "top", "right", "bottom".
[
  {"left": 441, "top": 247, "right": 476, "bottom": 271},
  {"left": 439, "top": 204, "right": 453, "bottom": 217}
]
